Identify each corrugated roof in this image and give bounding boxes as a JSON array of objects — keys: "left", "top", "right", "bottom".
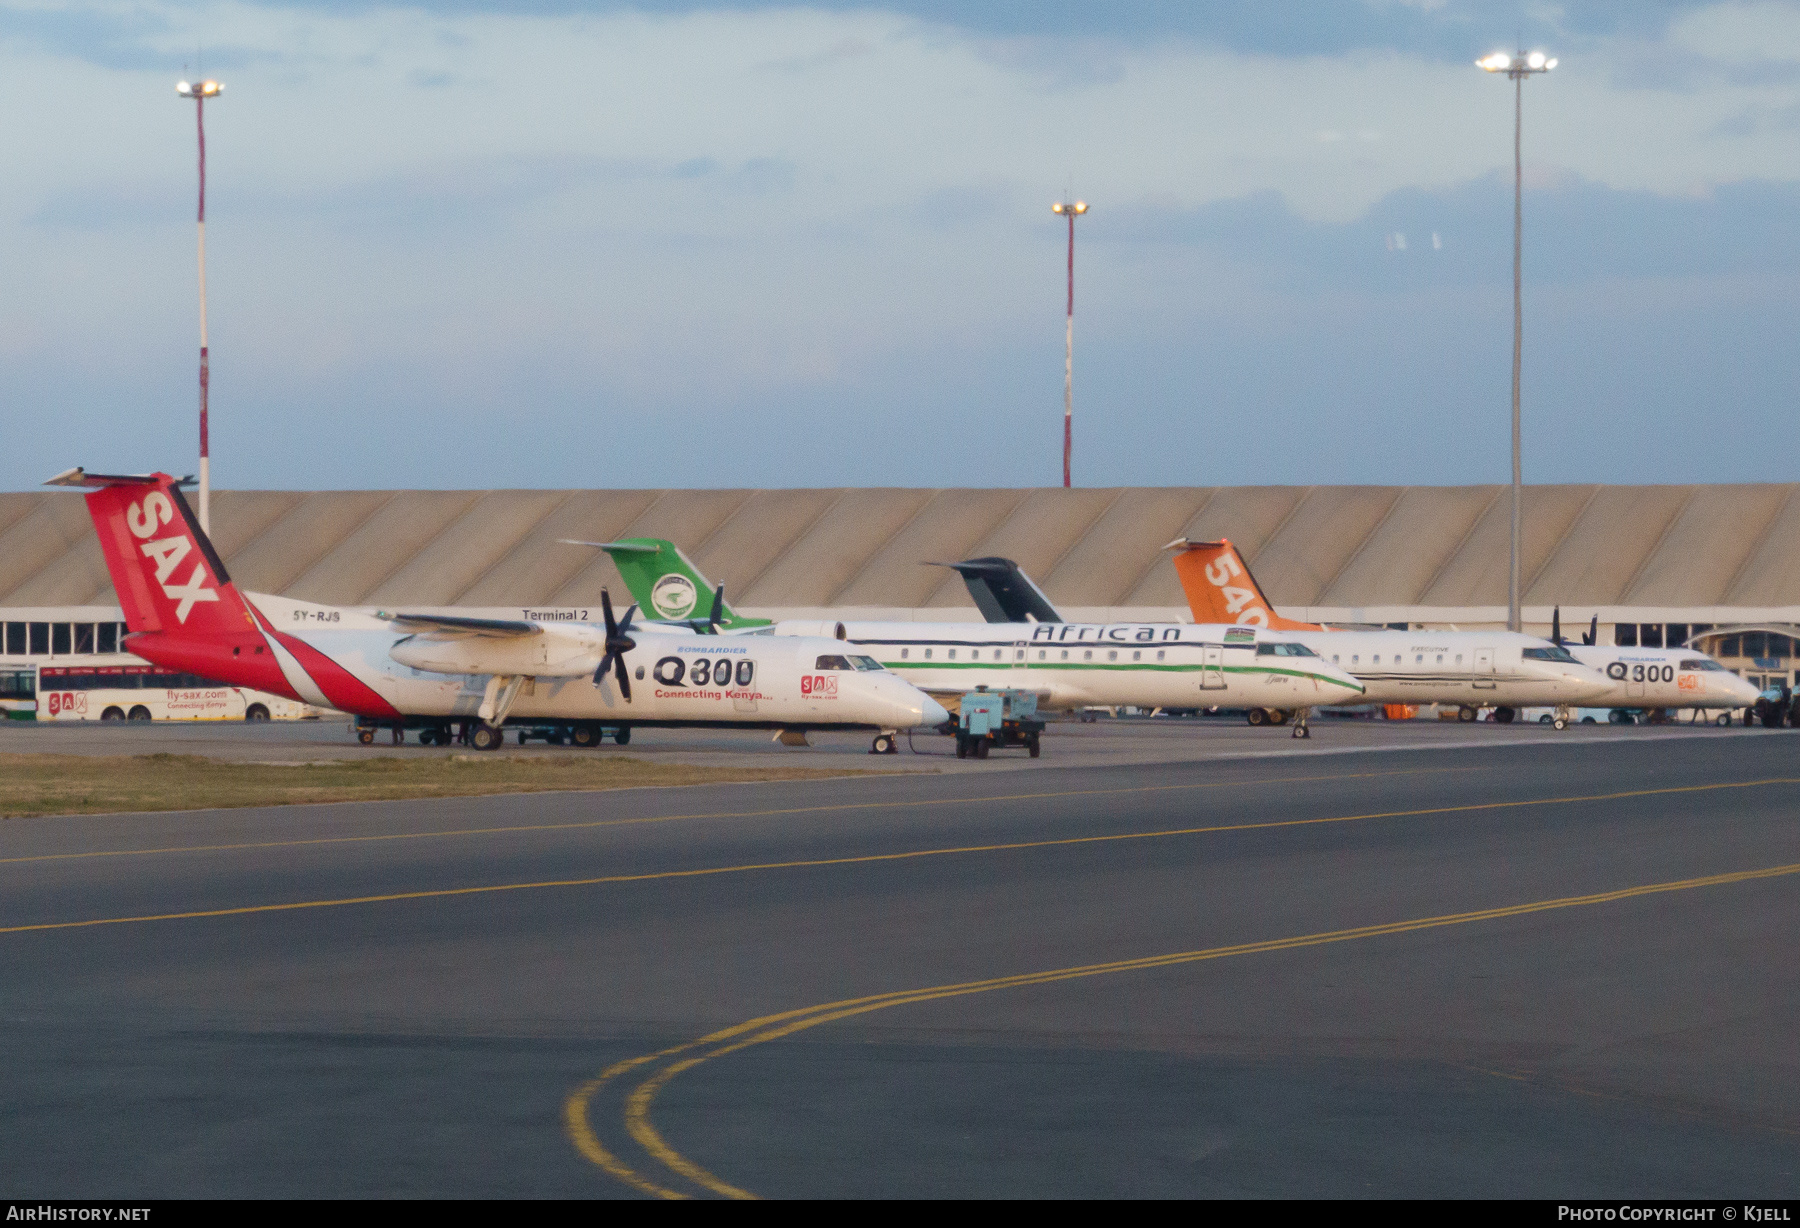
[{"left": 5, "top": 484, "right": 1799, "bottom": 613}]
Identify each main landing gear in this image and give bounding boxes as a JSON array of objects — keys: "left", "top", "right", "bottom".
[{"left": 870, "top": 732, "right": 898, "bottom": 755}]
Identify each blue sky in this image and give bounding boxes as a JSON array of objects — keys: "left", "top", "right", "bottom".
[{"left": 3, "top": 1, "right": 1799, "bottom": 491}]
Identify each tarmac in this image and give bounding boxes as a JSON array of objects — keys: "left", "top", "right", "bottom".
[{"left": 3, "top": 720, "right": 1797, "bottom": 1197}]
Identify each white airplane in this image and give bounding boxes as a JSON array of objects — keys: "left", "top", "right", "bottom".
[
  {"left": 588, "top": 539, "right": 1366, "bottom": 739},
  {"left": 1549, "top": 611, "right": 1759, "bottom": 719},
  {"left": 47, "top": 469, "right": 948, "bottom": 750},
  {"left": 1165, "top": 539, "right": 1709, "bottom": 728}
]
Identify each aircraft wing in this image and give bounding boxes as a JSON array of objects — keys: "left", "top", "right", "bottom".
[{"left": 378, "top": 612, "right": 542, "bottom": 637}]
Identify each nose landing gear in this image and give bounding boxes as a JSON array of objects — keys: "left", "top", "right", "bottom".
[{"left": 1291, "top": 708, "right": 1312, "bottom": 739}]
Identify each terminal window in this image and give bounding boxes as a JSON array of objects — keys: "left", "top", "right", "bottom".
[
  {"left": 1615, "top": 624, "right": 1637, "bottom": 647},
  {"left": 1640, "top": 624, "right": 1664, "bottom": 648},
  {"left": 29, "top": 623, "right": 48, "bottom": 654},
  {"left": 3, "top": 623, "right": 21, "bottom": 655}
]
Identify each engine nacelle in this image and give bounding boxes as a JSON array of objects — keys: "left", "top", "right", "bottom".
[
  {"left": 389, "top": 624, "right": 600, "bottom": 677},
  {"left": 771, "top": 620, "right": 847, "bottom": 640}
]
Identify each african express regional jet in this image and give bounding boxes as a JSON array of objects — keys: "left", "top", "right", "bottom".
[
  {"left": 593, "top": 539, "right": 1366, "bottom": 720},
  {"left": 49, "top": 470, "right": 947, "bottom": 750}
]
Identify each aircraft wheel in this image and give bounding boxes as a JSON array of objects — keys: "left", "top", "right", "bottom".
[
  {"left": 1027, "top": 736, "right": 1040, "bottom": 759},
  {"left": 470, "top": 723, "right": 505, "bottom": 752},
  {"left": 357, "top": 728, "right": 376, "bottom": 745},
  {"left": 1458, "top": 706, "right": 1477, "bottom": 722},
  {"left": 870, "top": 734, "right": 894, "bottom": 755},
  {"left": 1246, "top": 708, "right": 1266, "bottom": 726},
  {"left": 572, "top": 724, "right": 600, "bottom": 748},
  {"left": 613, "top": 726, "right": 631, "bottom": 746},
  {"left": 1553, "top": 717, "right": 1568, "bottom": 730},
  {"left": 1716, "top": 712, "right": 1731, "bottom": 727}
]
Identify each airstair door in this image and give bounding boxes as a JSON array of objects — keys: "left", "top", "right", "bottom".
[
  {"left": 1201, "top": 644, "right": 1227, "bottom": 690},
  {"left": 1626, "top": 665, "right": 1646, "bottom": 699},
  {"left": 1474, "top": 647, "right": 1497, "bottom": 689}
]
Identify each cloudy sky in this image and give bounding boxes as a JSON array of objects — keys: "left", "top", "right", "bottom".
[{"left": 3, "top": 1, "right": 1799, "bottom": 492}]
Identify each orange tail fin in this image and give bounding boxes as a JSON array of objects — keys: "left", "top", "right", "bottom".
[{"left": 1164, "top": 538, "right": 1324, "bottom": 631}]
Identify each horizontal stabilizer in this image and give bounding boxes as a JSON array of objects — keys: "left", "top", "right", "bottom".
[
  {"left": 45, "top": 468, "right": 194, "bottom": 489},
  {"left": 559, "top": 539, "right": 661, "bottom": 555}
]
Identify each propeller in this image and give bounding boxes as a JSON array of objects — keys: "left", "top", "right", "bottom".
[
  {"left": 1583, "top": 614, "right": 1597, "bottom": 646},
  {"left": 1553, "top": 606, "right": 1563, "bottom": 646},
  {"left": 592, "top": 589, "right": 639, "bottom": 701}
]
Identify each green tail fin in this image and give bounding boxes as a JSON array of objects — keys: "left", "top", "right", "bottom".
[{"left": 594, "top": 538, "right": 768, "bottom": 630}]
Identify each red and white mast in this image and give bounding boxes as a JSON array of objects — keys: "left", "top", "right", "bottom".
[
  {"left": 176, "top": 77, "right": 222, "bottom": 533},
  {"left": 1051, "top": 198, "right": 1087, "bottom": 488}
]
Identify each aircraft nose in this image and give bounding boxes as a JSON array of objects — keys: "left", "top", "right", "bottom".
[{"left": 916, "top": 695, "right": 951, "bottom": 727}]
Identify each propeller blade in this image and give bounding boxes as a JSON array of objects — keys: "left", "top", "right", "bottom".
[
  {"left": 601, "top": 589, "right": 618, "bottom": 638},
  {"left": 593, "top": 651, "right": 616, "bottom": 687},
  {"left": 1553, "top": 606, "right": 1563, "bottom": 646},
  {"left": 613, "top": 652, "right": 632, "bottom": 702},
  {"left": 618, "top": 603, "right": 638, "bottom": 636}
]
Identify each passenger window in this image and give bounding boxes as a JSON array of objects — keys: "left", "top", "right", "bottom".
[
  {"left": 1132, "top": 651, "right": 1140, "bottom": 661},
  {"left": 924, "top": 649, "right": 933, "bottom": 660},
  {"left": 1332, "top": 654, "right": 1339, "bottom": 664},
  {"left": 948, "top": 649, "right": 956, "bottom": 660},
  {"left": 1351, "top": 655, "right": 1359, "bottom": 665},
  {"left": 1038, "top": 650, "right": 1046, "bottom": 660},
  {"left": 1456, "top": 655, "right": 1463, "bottom": 665},
  {"left": 1416, "top": 654, "right": 1423, "bottom": 665},
  {"left": 1156, "top": 650, "right": 1165, "bottom": 661},
  {"left": 1373, "top": 655, "right": 1381, "bottom": 665},
  {"left": 1083, "top": 650, "right": 1092, "bottom": 661},
  {"left": 1108, "top": 651, "right": 1118, "bottom": 662},
  {"left": 900, "top": 648, "right": 909, "bottom": 659},
  {"left": 1061, "top": 650, "right": 1069, "bottom": 660},
  {"left": 1436, "top": 654, "right": 1443, "bottom": 665}
]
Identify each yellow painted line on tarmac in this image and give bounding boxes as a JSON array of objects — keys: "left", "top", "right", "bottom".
[
  {"left": 0, "top": 765, "right": 1486, "bottom": 866},
  {"left": 3, "top": 776, "right": 1794, "bottom": 936},
  {"left": 577, "top": 856, "right": 1800, "bottom": 1199}
]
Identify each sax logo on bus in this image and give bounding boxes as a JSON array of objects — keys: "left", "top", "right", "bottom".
[
  {"left": 800, "top": 675, "right": 837, "bottom": 697},
  {"left": 46, "top": 692, "right": 85, "bottom": 717},
  {"left": 126, "top": 491, "right": 219, "bottom": 624}
]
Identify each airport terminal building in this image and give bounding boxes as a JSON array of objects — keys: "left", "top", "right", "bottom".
[{"left": 4, "top": 482, "right": 1800, "bottom": 693}]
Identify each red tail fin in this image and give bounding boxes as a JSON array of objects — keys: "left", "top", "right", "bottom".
[
  {"left": 48, "top": 468, "right": 297, "bottom": 698},
  {"left": 1164, "top": 538, "right": 1324, "bottom": 631}
]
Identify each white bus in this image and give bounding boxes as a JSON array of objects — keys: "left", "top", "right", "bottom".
[
  {"left": 34, "top": 664, "right": 321, "bottom": 723},
  {"left": 2, "top": 605, "right": 323, "bottom": 723}
]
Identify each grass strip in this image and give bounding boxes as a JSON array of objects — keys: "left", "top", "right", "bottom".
[{"left": 0, "top": 753, "right": 883, "bottom": 818}]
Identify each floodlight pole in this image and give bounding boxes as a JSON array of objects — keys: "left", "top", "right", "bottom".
[
  {"left": 177, "top": 78, "right": 222, "bottom": 533},
  {"left": 1480, "top": 50, "right": 1553, "bottom": 633},
  {"left": 1053, "top": 199, "right": 1087, "bottom": 488}
]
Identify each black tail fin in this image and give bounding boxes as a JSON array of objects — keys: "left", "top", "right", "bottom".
[{"left": 931, "top": 557, "right": 1062, "bottom": 624}]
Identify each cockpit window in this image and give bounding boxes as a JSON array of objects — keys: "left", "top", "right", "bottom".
[
  {"left": 1255, "top": 642, "right": 1318, "bottom": 658},
  {"left": 1681, "top": 658, "right": 1725, "bottom": 671},
  {"left": 1521, "top": 646, "right": 1579, "bottom": 664},
  {"left": 851, "top": 655, "right": 884, "bottom": 671},
  {"left": 814, "top": 654, "right": 853, "bottom": 670}
]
